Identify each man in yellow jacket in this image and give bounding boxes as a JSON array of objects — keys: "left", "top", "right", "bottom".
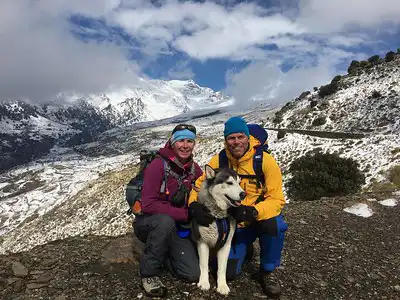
[{"left": 188, "top": 116, "right": 288, "bottom": 298}]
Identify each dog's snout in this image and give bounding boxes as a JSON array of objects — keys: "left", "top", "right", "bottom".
[{"left": 239, "top": 191, "right": 246, "bottom": 200}]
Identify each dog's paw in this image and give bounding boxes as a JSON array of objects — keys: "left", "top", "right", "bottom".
[
  {"left": 197, "top": 280, "right": 210, "bottom": 291},
  {"left": 216, "top": 283, "right": 230, "bottom": 295}
]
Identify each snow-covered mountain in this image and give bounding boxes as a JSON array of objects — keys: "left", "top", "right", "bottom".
[
  {"left": 0, "top": 79, "right": 233, "bottom": 173},
  {"left": 1, "top": 51, "right": 399, "bottom": 255},
  {"left": 270, "top": 54, "right": 400, "bottom": 134}
]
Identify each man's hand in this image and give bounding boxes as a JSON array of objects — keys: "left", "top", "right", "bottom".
[
  {"left": 228, "top": 205, "right": 258, "bottom": 223},
  {"left": 189, "top": 202, "right": 214, "bottom": 227}
]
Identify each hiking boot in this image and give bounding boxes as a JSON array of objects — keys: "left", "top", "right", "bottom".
[
  {"left": 141, "top": 276, "right": 167, "bottom": 297},
  {"left": 259, "top": 270, "right": 281, "bottom": 299}
]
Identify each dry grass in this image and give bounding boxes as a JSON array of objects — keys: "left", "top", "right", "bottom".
[{"left": 388, "top": 164, "right": 400, "bottom": 187}]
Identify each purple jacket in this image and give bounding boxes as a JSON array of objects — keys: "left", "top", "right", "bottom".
[{"left": 140, "top": 141, "right": 203, "bottom": 222}]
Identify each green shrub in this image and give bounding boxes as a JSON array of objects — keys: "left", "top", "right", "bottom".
[
  {"left": 385, "top": 51, "right": 396, "bottom": 62},
  {"left": 277, "top": 130, "right": 286, "bottom": 140},
  {"left": 371, "top": 90, "right": 382, "bottom": 98},
  {"left": 318, "top": 82, "right": 338, "bottom": 97},
  {"left": 310, "top": 100, "right": 318, "bottom": 108},
  {"left": 272, "top": 114, "right": 283, "bottom": 124},
  {"left": 348, "top": 60, "right": 360, "bottom": 75},
  {"left": 331, "top": 75, "right": 342, "bottom": 83},
  {"left": 286, "top": 152, "right": 365, "bottom": 201},
  {"left": 391, "top": 147, "right": 400, "bottom": 155},
  {"left": 312, "top": 115, "right": 327, "bottom": 126},
  {"left": 299, "top": 91, "right": 311, "bottom": 99},
  {"left": 359, "top": 60, "right": 371, "bottom": 68},
  {"left": 388, "top": 165, "right": 400, "bottom": 187},
  {"left": 368, "top": 55, "right": 380, "bottom": 64}
]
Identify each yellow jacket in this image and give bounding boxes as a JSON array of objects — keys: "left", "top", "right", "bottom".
[{"left": 188, "top": 135, "right": 286, "bottom": 225}]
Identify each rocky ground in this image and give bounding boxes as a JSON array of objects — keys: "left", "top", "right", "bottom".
[{"left": 0, "top": 194, "right": 399, "bottom": 300}]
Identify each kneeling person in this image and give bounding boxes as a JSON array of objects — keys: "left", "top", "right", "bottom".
[
  {"left": 188, "top": 116, "right": 288, "bottom": 299},
  {"left": 134, "top": 124, "right": 203, "bottom": 297}
]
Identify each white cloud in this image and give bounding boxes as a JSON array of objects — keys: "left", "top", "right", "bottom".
[
  {"left": 0, "top": 0, "right": 138, "bottom": 103},
  {"left": 225, "top": 61, "right": 335, "bottom": 108},
  {"left": 2, "top": 0, "right": 400, "bottom": 106},
  {"left": 297, "top": 0, "right": 400, "bottom": 32},
  {"left": 225, "top": 45, "right": 360, "bottom": 108},
  {"left": 167, "top": 61, "right": 194, "bottom": 80},
  {"left": 101, "top": 0, "right": 400, "bottom": 106}
]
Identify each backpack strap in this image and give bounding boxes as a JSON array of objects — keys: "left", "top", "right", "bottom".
[
  {"left": 215, "top": 217, "right": 231, "bottom": 251},
  {"left": 160, "top": 159, "right": 169, "bottom": 194},
  {"left": 218, "top": 147, "right": 264, "bottom": 188},
  {"left": 218, "top": 149, "right": 229, "bottom": 169},
  {"left": 161, "top": 159, "right": 196, "bottom": 193},
  {"left": 253, "top": 145, "right": 265, "bottom": 189}
]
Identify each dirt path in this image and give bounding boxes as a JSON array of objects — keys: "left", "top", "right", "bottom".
[{"left": 1, "top": 197, "right": 399, "bottom": 300}]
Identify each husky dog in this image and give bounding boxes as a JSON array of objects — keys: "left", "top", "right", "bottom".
[{"left": 191, "top": 165, "right": 246, "bottom": 295}]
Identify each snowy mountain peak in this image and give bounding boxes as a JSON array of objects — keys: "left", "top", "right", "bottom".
[{"left": 0, "top": 78, "right": 233, "bottom": 173}]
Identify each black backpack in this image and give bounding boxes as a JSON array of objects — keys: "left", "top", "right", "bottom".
[
  {"left": 219, "top": 124, "right": 271, "bottom": 189},
  {"left": 125, "top": 149, "right": 195, "bottom": 216}
]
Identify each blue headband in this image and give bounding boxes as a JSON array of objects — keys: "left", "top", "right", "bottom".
[{"left": 171, "top": 129, "right": 196, "bottom": 144}]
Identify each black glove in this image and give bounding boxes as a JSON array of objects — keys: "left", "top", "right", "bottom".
[
  {"left": 189, "top": 202, "right": 214, "bottom": 227},
  {"left": 228, "top": 205, "right": 258, "bottom": 223}
]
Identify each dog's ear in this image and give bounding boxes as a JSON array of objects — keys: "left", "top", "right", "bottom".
[{"left": 205, "top": 164, "right": 216, "bottom": 179}]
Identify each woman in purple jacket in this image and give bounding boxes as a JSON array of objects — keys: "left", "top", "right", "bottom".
[{"left": 134, "top": 124, "right": 206, "bottom": 297}]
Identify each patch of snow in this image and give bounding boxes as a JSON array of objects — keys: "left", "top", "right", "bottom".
[
  {"left": 378, "top": 198, "right": 398, "bottom": 207},
  {"left": 343, "top": 203, "right": 374, "bottom": 218}
]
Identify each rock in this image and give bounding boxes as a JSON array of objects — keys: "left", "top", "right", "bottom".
[
  {"left": 41, "top": 258, "right": 58, "bottom": 268},
  {"left": 299, "top": 219, "right": 308, "bottom": 225},
  {"left": 26, "top": 282, "right": 48, "bottom": 289},
  {"left": 12, "top": 261, "right": 28, "bottom": 277},
  {"left": 54, "top": 294, "right": 67, "bottom": 300},
  {"left": 253, "top": 292, "right": 268, "bottom": 298},
  {"left": 370, "top": 272, "right": 380, "bottom": 280},
  {"left": 100, "top": 235, "right": 142, "bottom": 265},
  {"left": 13, "top": 279, "right": 23, "bottom": 292},
  {"left": 35, "top": 271, "right": 54, "bottom": 283},
  {"left": 319, "top": 280, "right": 328, "bottom": 287},
  {"left": 30, "top": 270, "right": 44, "bottom": 275},
  {"left": 393, "top": 285, "right": 400, "bottom": 292},
  {"left": 6, "top": 277, "right": 20, "bottom": 285}
]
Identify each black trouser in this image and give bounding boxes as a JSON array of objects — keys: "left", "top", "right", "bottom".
[{"left": 134, "top": 214, "right": 200, "bottom": 282}]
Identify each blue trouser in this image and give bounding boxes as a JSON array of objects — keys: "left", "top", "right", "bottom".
[{"left": 213, "top": 214, "right": 288, "bottom": 280}]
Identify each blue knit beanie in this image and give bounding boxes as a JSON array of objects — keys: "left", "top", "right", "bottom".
[
  {"left": 171, "top": 129, "right": 196, "bottom": 144},
  {"left": 224, "top": 116, "right": 249, "bottom": 138}
]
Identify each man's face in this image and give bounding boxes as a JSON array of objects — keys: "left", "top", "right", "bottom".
[{"left": 225, "top": 133, "right": 249, "bottom": 159}]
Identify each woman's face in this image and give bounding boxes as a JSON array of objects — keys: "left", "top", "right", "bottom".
[{"left": 172, "top": 139, "right": 195, "bottom": 160}]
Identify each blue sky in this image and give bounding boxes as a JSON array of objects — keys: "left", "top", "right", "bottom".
[{"left": 1, "top": 0, "right": 400, "bottom": 106}]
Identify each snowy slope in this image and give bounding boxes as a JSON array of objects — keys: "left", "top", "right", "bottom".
[{"left": 270, "top": 55, "right": 400, "bottom": 134}]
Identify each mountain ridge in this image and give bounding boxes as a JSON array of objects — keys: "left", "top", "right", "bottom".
[{"left": 0, "top": 79, "right": 233, "bottom": 173}]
